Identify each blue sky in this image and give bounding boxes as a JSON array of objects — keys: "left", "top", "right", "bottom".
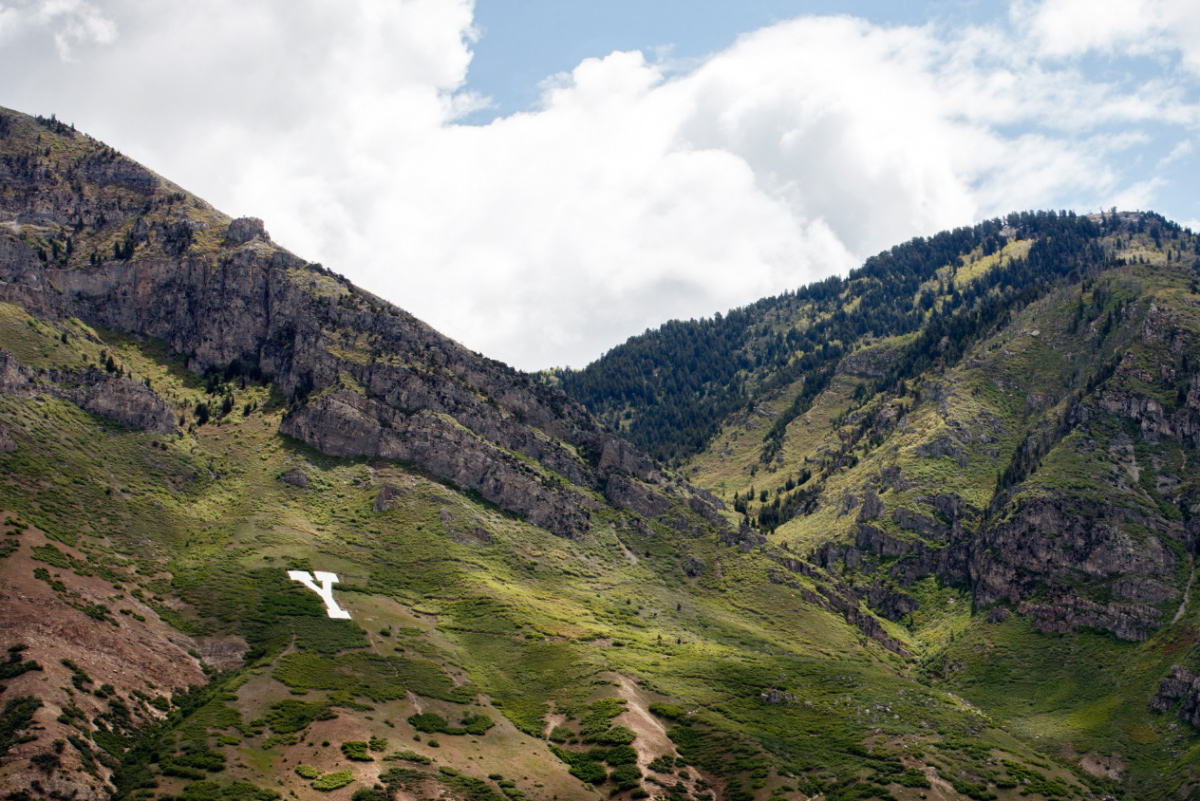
[
  {"left": 465, "top": 1, "right": 1002, "bottom": 120},
  {"left": 1, "top": 0, "right": 1198, "bottom": 369}
]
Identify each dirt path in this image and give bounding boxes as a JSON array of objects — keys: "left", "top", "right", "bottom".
[
  {"left": 611, "top": 525, "right": 639, "bottom": 566},
  {"left": 1173, "top": 555, "right": 1195, "bottom": 624},
  {"left": 614, "top": 677, "right": 672, "bottom": 767},
  {"left": 544, "top": 712, "right": 566, "bottom": 740},
  {"left": 923, "top": 766, "right": 958, "bottom": 801}
]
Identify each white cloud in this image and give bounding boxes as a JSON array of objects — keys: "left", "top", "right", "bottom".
[
  {"left": 0, "top": 1, "right": 1198, "bottom": 369},
  {"left": 1014, "top": 0, "right": 1200, "bottom": 74},
  {"left": 0, "top": 0, "right": 116, "bottom": 58}
]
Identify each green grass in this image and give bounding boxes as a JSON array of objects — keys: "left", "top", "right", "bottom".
[{"left": 3, "top": 221, "right": 1200, "bottom": 800}]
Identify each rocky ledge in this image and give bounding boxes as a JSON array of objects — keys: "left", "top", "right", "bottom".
[
  {"left": 0, "top": 348, "right": 176, "bottom": 434},
  {"left": 1151, "top": 666, "right": 1200, "bottom": 729}
]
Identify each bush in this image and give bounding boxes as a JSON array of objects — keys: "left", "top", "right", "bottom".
[
  {"left": 178, "top": 781, "right": 280, "bottom": 800},
  {"left": 312, "top": 770, "right": 355, "bottom": 791},
  {"left": 610, "top": 763, "right": 642, "bottom": 791},
  {"left": 29, "top": 752, "right": 60, "bottom": 773},
  {"left": 384, "top": 750, "right": 431, "bottom": 765},
  {"left": 341, "top": 741, "right": 373, "bottom": 761},
  {"left": 548, "top": 726, "right": 573, "bottom": 743},
  {"left": 265, "top": 700, "right": 335, "bottom": 734},
  {"left": 570, "top": 760, "right": 607, "bottom": 785},
  {"left": 648, "top": 755, "right": 674, "bottom": 773},
  {"left": 648, "top": 702, "right": 686, "bottom": 720},
  {"left": 295, "top": 765, "right": 321, "bottom": 780},
  {"left": 592, "top": 726, "right": 636, "bottom": 745},
  {"left": 407, "top": 712, "right": 494, "bottom": 736}
]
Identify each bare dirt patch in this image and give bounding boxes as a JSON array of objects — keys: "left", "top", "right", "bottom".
[
  {"left": 1080, "top": 751, "right": 1125, "bottom": 781},
  {"left": 0, "top": 514, "right": 206, "bottom": 800}
]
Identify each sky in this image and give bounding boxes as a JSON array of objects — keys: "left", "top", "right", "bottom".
[{"left": 0, "top": 1, "right": 1198, "bottom": 370}]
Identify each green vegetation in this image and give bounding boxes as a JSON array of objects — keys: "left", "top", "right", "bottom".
[
  {"left": 0, "top": 696, "right": 42, "bottom": 756},
  {"left": 341, "top": 740, "right": 373, "bottom": 761},
  {"left": 312, "top": 769, "right": 355, "bottom": 791},
  {"left": 263, "top": 699, "right": 335, "bottom": 734},
  {"left": 407, "top": 712, "right": 495, "bottom": 736},
  {"left": 3, "top": 107, "right": 1200, "bottom": 801},
  {"left": 0, "top": 646, "right": 41, "bottom": 681}
]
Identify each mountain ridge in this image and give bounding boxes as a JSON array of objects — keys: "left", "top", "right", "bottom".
[{"left": 0, "top": 105, "right": 1198, "bottom": 801}]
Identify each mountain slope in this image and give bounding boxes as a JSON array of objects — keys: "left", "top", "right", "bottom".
[
  {"left": 0, "top": 105, "right": 1197, "bottom": 801},
  {"left": 575, "top": 206, "right": 1200, "bottom": 795}
]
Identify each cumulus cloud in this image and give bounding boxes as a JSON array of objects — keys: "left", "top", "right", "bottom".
[
  {"left": 0, "top": 0, "right": 1197, "bottom": 368},
  {"left": 1014, "top": 0, "right": 1200, "bottom": 74}
]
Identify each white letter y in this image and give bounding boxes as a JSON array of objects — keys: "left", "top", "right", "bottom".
[{"left": 287, "top": 570, "right": 352, "bottom": 619}]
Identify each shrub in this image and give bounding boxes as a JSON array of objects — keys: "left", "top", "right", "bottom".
[
  {"left": 610, "top": 763, "right": 642, "bottom": 791},
  {"left": 312, "top": 770, "right": 355, "bottom": 791},
  {"left": 295, "top": 765, "right": 321, "bottom": 780},
  {"left": 899, "top": 768, "right": 931, "bottom": 788},
  {"left": 648, "top": 755, "right": 674, "bottom": 773},
  {"left": 570, "top": 760, "right": 607, "bottom": 785},
  {"left": 341, "top": 741, "right": 372, "bottom": 761},
  {"left": 648, "top": 702, "right": 685, "bottom": 720},
  {"left": 593, "top": 726, "right": 636, "bottom": 745},
  {"left": 265, "top": 700, "right": 335, "bottom": 734}
]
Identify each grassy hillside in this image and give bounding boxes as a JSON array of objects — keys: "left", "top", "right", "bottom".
[
  {"left": 0, "top": 301, "right": 1091, "bottom": 801},
  {"left": 676, "top": 217, "right": 1200, "bottom": 798},
  {"left": 2, "top": 106, "right": 1199, "bottom": 801}
]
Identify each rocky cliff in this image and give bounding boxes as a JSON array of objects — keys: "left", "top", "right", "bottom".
[{"left": 0, "top": 106, "right": 720, "bottom": 540}]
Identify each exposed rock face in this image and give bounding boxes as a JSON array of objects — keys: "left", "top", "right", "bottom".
[
  {"left": 198, "top": 636, "right": 249, "bottom": 672},
  {"left": 373, "top": 482, "right": 403, "bottom": 512},
  {"left": 57, "top": 369, "right": 177, "bottom": 434},
  {"left": 0, "top": 348, "right": 35, "bottom": 397},
  {"left": 0, "top": 349, "right": 176, "bottom": 433},
  {"left": 856, "top": 487, "right": 885, "bottom": 522},
  {"left": 817, "top": 478, "right": 1184, "bottom": 641},
  {"left": 0, "top": 107, "right": 726, "bottom": 542},
  {"left": 604, "top": 473, "right": 670, "bottom": 519},
  {"left": 761, "top": 689, "right": 798, "bottom": 706},
  {"left": 1151, "top": 666, "right": 1200, "bottom": 729},
  {"left": 279, "top": 467, "right": 311, "bottom": 489},
  {"left": 1016, "top": 596, "right": 1161, "bottom": 642},
  {"left": 281, "top": 389, "right": 594, "bottom": 538},
  {"left": 225, "top": 216, "right": 269, "bottom": 245},
  {"left": 971, "top": 499, "right": 1175, "bottom": 609},
  {"left": 865, "top": 585, "right": 920, "bottom": 621}
]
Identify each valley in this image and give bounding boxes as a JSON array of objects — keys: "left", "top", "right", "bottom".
[{"left": 0, "top": 105, "right": 1198, "bottom": 801}]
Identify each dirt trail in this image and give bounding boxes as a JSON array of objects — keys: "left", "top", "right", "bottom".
[
  {"left": 614, "top": 677, "right": 671, "bottom": 767},
  {"left": 1173, "top": 555, "right": 1195, "bottom": 625},
  {"left": 611, "top": 524, "right": 639, "bottom": 566},
  {"left": 544, "top": 712, "right": 566, "bottom": 740},
  {"left": 923, "top": 766, "right": 958, "bottom": 801}
]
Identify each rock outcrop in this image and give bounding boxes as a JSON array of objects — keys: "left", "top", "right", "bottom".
[
  {"left": 0, "top": 349, "right": 176, "bottom": 433},
  {"left": 971, "top": 498, "right": 1176, "bottom": 609},
  {"left": 1151, "top": 666, "right": 1200, "bottom": 729},
  {"left": 57, "top": 369, "right": 177, "bottom": 434},
  {"left": 0, "top": 108, "right": 726, "bottom": 542}
]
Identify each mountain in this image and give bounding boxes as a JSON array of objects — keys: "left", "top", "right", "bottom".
[{"left": 0, "top": 105, "right": 1197, "bottom": 801}]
